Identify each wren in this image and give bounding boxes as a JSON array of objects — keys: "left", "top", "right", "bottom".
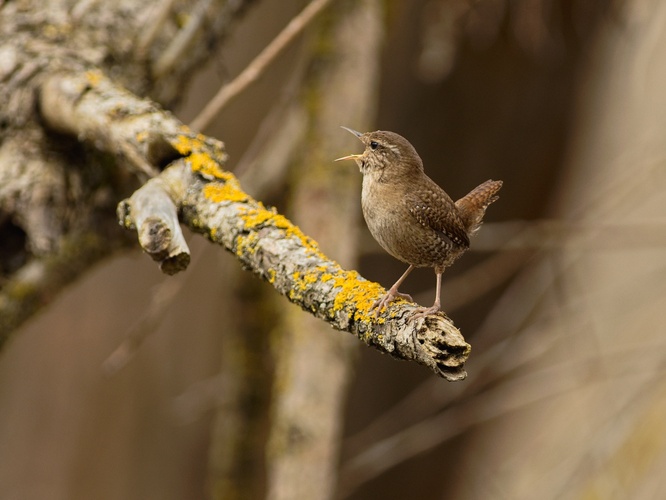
[{"left": 336, "top": 127, "right": 502, "bottom": 321}]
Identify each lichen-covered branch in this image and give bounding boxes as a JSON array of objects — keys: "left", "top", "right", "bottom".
[
  {"left": 0, "top": 0, "right": 254, "bottom": 341},
  {"left": 164, "top": 162, "right": 470, "bottom": 379},
  {"left": 39, "top": 70, "right": 469, "bottom": 380}
]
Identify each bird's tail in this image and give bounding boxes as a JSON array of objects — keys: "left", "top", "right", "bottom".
[{"left": 455, "top": 179, "right": 503, "bottom": 236}]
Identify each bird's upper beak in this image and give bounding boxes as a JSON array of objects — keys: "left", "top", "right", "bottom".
[
  {"left": 340, "top": 126, "right": 363, "bottom": 138},
  {"left": 335, "top": 126, "right": 364, "bottom": 162}
]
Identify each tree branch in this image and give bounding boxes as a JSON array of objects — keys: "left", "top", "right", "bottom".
[{"left": 39, "top": 70, "right": 470, "bottom": 380}]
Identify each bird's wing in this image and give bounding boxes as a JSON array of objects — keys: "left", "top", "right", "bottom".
[{"left": 405, "top": 179, "right": 470, "bottom": 248}]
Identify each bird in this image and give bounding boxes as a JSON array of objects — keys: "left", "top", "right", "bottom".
[{"left": 336, "top": 127, "right": 502, "bottom": 321}]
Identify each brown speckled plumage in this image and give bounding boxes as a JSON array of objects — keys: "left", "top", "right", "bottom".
[{"left": 337, "top": 128, "right": 502, "bottom": 320}]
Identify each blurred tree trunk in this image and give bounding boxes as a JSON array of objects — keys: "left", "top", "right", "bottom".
[
  {"left": 204, "top": 3, "right": 384, "bottom": 496},
  {"left": 265, "top": 1, "right": 382, "bottom": 499},
  {"left": 456, "top": 2, "right": 666, "bottom": 498},
  {"left": 206, "top": 259, "right": 275, "bottom": 500}
]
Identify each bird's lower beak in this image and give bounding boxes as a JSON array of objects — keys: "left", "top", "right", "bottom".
[
  {"left": 337, "top": 127, "right": 363, "bottom": 162},
  {"left": 340, "top": 126, "right": 363, "bottom": 138},
  {"left": 334, "top": 154, "right": 362, "bottom": 162}
]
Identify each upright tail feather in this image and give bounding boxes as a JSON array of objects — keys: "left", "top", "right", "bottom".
[{"left": 455, "top": 179, "right": 503, "bottom": 235}]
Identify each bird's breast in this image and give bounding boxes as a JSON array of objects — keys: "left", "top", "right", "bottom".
[{"left": 361, "top": 177, "right": 464, "bottom": 268}]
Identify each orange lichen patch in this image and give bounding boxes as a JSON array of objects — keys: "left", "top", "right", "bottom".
[
  {"left": 203, "top": 182, "right": 248, "bottom": 203},
  {"left": 332, "top": 270, "right": 385, "bottom": 323},
  {"left": 85, "top": 69, "right": 103, "bottom": 87}
]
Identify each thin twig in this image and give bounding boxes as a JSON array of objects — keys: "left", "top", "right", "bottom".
[{"left": 190, "top": 0, "right": 333, "bottom": 131}]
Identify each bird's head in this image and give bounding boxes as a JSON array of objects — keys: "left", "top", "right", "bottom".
[{"left": 335, "top": 127, "right": 424, "bottom": 180}]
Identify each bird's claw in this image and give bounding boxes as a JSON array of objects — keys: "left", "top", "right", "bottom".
[
  {"left": 370, "top": 290, "right": 413, "bottom": 316},
  {"left": 408, "top": 304, "right": 441, "bottom": 323}
]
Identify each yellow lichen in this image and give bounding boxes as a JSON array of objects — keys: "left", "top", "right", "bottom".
[
  {"left": 289, "top": 268, "right": 322, "bottom": 301},
  {"left": 239, "top": 208, "right": 279, "bottom": 228},
  {"left": 203, "top": 183, "right": 248, "bottom": 203},
  {"left": 188, "top": 152, "right": 228, "bottom": 179},
  {"left": 170, "top": 134, "right": 230, "bottom": 179},
  {"left": 332, "top": 270, "right": 386, "bottom": 323},
  {"left": 236, "top": 207, "right": 324, "bottom": 257},
  {"left": 303, "top": 273, "right": 318, "bottom": 284},
  {"left": 85, "top": 69, "right": 103, "bottom": 87},
  {"left": 172, "top": 134, "right": 201, "bottom": 155},
  {"left": 235, "top": 232, "right": 259, "bottom": 258},
  {"left": 292, "top": 270, "right": 320, "bottom": 292},
  {"left": 287, "top": 263, "right": 386, "bottom": 323}
]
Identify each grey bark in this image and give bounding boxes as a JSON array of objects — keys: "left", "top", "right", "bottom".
[{"left": 0, "top": 0, "right": 252, "bottom": 342}]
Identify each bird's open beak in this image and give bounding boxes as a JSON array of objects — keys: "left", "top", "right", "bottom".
[
  {"left": 340, "top": 126, "right": 363, "bottom": 138},
  {"left": 336, "top": 126, "right": 364, "bottom": 161},
  {"left": 334, "top": 153, "right": 362, "bottom": 162}
]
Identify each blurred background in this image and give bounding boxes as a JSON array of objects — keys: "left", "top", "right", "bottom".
[{"left": 2, "top": 0, "right": 666, "bottom": 498}]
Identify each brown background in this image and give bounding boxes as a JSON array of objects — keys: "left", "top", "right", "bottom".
[{"left": 2, "top": 1, "right": 666, "bottom": 499}]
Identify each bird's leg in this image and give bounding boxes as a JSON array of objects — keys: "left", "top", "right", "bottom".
[
  {"left": 371, "top": 265, "right": 415, "bottom": 315},
  {"left": 409, "top": 271, "right": 442, "bottom": 322}
]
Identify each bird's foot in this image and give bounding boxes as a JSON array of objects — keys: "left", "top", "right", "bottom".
[
  {"left": 371, "top": 289, "right": 413, "bottom": 316},
  {"left": 408, "top": 303, "right": 441, "bottom": 323}
]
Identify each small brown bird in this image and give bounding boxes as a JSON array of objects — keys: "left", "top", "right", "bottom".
[{"left": 336, "top": 127, "right": 502, "bottom": 320}]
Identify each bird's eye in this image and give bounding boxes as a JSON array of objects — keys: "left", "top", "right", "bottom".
[{"left": 370, "top": 141, "right": 379, "bottom": 150}]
